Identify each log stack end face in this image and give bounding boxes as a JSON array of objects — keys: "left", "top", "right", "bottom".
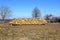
[{"left": 9, "top": 18, "right": 48, "bottom": 25}]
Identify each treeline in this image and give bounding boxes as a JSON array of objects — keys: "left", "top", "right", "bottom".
[
  {"left": 0, "top": 5, "right": 60, "bottom": 23},
  {"left": 44, "top": 14, "right": 60, "bottom": 23}
]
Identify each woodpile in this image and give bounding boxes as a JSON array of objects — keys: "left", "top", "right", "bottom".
[{"left": 9, "top": 18, "right": 47, "bottom": 26}]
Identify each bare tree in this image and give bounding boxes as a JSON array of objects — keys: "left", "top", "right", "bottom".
[
  {"left": 44, "top": 14, "right": 53, "bottom": 23},
  {"left": 32, "top": 7, "right": 41, "bottom": 18},
  {"left": 0, "top": 6, "right": 11, "bottom": 23}
]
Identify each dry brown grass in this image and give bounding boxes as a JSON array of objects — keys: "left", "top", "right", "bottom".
[{"left": 0, "top": 23, "right": 60, "bottom": 40}]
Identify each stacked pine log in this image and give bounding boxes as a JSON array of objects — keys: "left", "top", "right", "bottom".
[{"left": 9, "top": 18, "right": 47, "bottom": 26}]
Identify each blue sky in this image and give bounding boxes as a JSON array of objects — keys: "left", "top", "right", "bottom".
[{"left": 0, "top": 0, "right": 60, "bottom": 18}]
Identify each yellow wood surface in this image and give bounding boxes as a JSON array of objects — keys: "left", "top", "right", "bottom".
[{"left": 9, "top": 18, "right": 47, "bottom": 25}]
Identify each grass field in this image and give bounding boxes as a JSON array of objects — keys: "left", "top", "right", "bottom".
[{"left": 0, "top": 23, "right": 60, "bottom": 40}]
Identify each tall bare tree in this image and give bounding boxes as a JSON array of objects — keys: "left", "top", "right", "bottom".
[
  {"left": 0, "top": 6, "right": 11, "bottom": 23},
  {"left": 32, "top": 7, "right": 41, "bottom": 18}
]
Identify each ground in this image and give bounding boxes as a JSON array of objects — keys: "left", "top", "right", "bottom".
[{"left": 0, "top": 23, "right": 60, "bottom": 40}]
